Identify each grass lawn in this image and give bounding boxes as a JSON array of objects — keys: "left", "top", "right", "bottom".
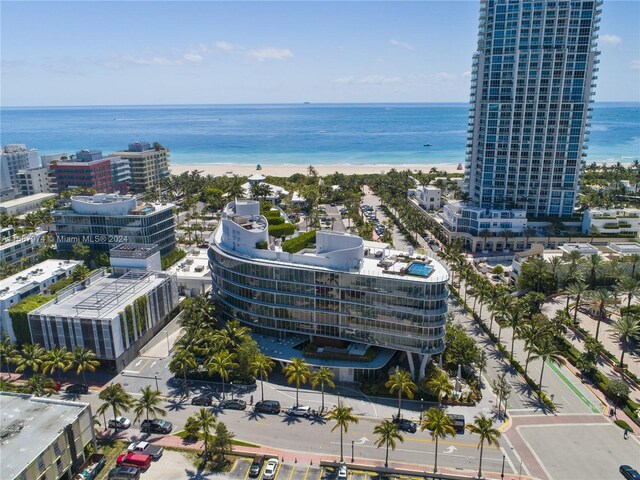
[
  {"left": 174, "top": 430, "right": 260, "bottom": 448},
  {"left": 94, "top": 437, "right": 126, "bottom": 480}
]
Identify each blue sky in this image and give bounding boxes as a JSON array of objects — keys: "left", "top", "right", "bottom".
[{"left": 2, "top": 1, "right": 639, "bottom": 106}]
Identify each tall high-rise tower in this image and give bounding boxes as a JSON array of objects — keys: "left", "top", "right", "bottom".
[{"left": 464, "top": 0, "right": 601, "bottom": 217}]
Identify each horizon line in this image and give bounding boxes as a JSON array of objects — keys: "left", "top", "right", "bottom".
[{"left": 2, "top": 100, "right": 639, "bottom": 109}]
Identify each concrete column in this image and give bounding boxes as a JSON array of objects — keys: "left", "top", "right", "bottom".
[
  {"left": 406, "top": 352, "right": 416, "bottom": 379},
  {"left": 419, "top": 354, "right": 432, "bottom": 381}
]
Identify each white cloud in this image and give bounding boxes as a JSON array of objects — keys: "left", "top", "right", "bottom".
[
  {"left": 600, "top": 34, "right": 622, "bottom": 46},
  {"left": 215, "top": 41, "right": 236, "bottom": 52},
  {"left": 435, "top": 72, "right": 457, "bottom": 81},
  {"left": 247, "top": 47, "right": 294, "bottom": 61},
  {"left": 183, "top": 53, "right": 203, "bottom": 63},
  {"left": 462, "top": 71, "right": 472, "bottom": 77},
  {"left": 389, "top": 39, "right": 414, "bottom": 50},
  {"left": 120, "top": 55, "right": 179, "bottom": 66},
  {"left": 630, "top": 60, "right": 640, "bottom": 70},
  {"left": 335, "top": 75, "right": 402, "bottom": 85}
]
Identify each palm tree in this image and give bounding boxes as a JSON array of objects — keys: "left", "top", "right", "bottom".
[
  {"left": 426, "top": 371, "right": 454, "bottom": 406},
  {"left": 385, "top": 367, "right": 417, "bottom": 417},
  {"left": 326, "top": 401, "right": 359, "bottom": 462},
  {"left": 529, "top": 337, "right": 566, "bottom": 395},
  {"left": 588, "top": 289, "right": 614, "bottom": 341},
  {"left": 566, "top": 281, "right": 589, "bottom": 324},
  {"left": 487, "top": 287, "right": 505, "bottom": 332},
  {"left": 503, "top": 310, "right": 523, "bottom": 359},
  {"left": 625, "top": 254, "right": 640, "bottom": 276},
  {"left": 586, "top": 254, "right": 605, "bottom": 288},
  {"left": 311, "top": 367, "right": 335, "bottom": 412},
  {"left": 249, "top": 354, "right": 275, "bottom": 402},
  {"left": 97, "top": 383, "right": 134, "bottom": 427},
  {"left": 223, "top": 319, "right": 251, "bottom": 348},
  {"left": 283, "top": 358, "right": 312, "bottom": 406},
  {"left": 616, "top": 276, "right": 640, "bottom": 308},
  {"left": 479, "top": 229, "right": 493, "bottom": 251},
  {"left": 42, "top": 347, "right": 73, "bottom": 381},
  {"left": 133, "top": 385, "right": 167, "bottom": 423},
  {"left": 611, "top": 315, "right": 640, "bottom": 368},
  {"left": 373, "top": 420, "right": 404, "bottom": 468},
  {"left": 22, "top": 374, "right": 57, "bottom": 397},
  {"left": 0, "top": 337, "right": 17, "bottom": 378},
  {"left": 71, "top": 347, "right": 100, "bottom": 385},
  {"left": 169, "top": 349, "right": 197, "bottom": 395},
  {"left": 421, "top": 407, "right": 456, "bottom": 473},
  {"left": 14, "top": 343, "right": 46, "bottom": 374},
  {"left": 467, "top": 414, "right": 501, "bottom": 479},
  {"left": 193, "top": 407, "right": 217, "bottom": 462},
  {"left": 522, "top": 227, "right": 536, "bottom": 250},
  {"left": 205, "top": 350, "right": 238, "bottom": 400},
  {"left": 519, "top": 318, "right": 546, "bottom": 377}
]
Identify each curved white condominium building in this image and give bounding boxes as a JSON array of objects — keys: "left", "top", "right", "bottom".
[{"left": 208, "top": 200, "right": 448, "bottom": 381}]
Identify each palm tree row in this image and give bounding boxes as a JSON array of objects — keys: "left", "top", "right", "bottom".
[{"left": 0, "top": 337, "right": 100, "bottom": 386}]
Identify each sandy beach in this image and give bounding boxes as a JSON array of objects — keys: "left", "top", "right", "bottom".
[{"left": 169, "top": 163, "right": 464, "bottom": 177}]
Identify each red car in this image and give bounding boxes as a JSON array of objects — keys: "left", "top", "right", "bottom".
[{"left": 116, "top": 453, "right": 152, "bottom": 471}]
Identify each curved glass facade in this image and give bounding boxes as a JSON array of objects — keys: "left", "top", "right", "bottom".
[{"left": 209, "top": 246, "right": 447, "bottom": 355}]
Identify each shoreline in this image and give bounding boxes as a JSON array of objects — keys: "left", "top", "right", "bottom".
[{"left": 169, "top": 162, "right": 465, "bottom": 177}]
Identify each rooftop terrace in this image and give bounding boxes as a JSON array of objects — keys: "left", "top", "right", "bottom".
[{"left": 0, "top": 259, "right": 81, "bottom": 300}]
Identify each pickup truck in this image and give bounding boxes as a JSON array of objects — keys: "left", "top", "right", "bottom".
[
  {"left": 72, "top": 454, "right": 106, "bottom": 480},
  {"left": 128, "top": 441, "right": 164, "bottom": 459}
]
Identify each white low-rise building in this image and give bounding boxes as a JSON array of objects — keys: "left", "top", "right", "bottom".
[
  {"left": 0, "top": 228, "right": 48, "bottom": 267},
  {"left": 582, "top": 208, "right": 640, "bottom": 237},
  {"left": 0, "top": 192, "right": 57, "bottom": 216},
  {"left": 441, "top": 201, "right": 528, "bottom": 236},
  {"left": 169, "top": 248, "right": 210, "bottom": 297},
  {"left": 109, "top": 243, "right": 161, "bottom": 275},
  {"left": 242, "top": 174, "right": 289, "bottom": 201},
  {"left": 0, "top": 259, "right": 82, "bottom": 341},
  {"left": 411, "top": 185, "right": 442, "bottom": 211}
]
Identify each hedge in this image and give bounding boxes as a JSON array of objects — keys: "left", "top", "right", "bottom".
[
  {"left": 161, "top": 249, "right": 187, "bottom": 269},
  {"left": 614, "top": 419, "right": 633, "bottom": 431},
  {"left": 268, "top": 217, "right": 284, "bottom": 225},
  {"left": 9, "top": 295, "right": 56, "bottom": 344},
  {"left": 268, "top": 223, "right": 295, "bottom": 238},
  {"left": 255, "top": 241, "right": 268, "bottom": 250},
  {"left": 282, "top": 230, "right": 317, "bottom": 253}
]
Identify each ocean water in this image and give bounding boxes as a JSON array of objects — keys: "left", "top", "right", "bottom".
[{"left": 1, "top": 103, "right": 638, "bottom": 166}]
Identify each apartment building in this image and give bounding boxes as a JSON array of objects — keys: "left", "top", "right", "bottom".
[{"left": 110, "top": 142, "right": 170, "bottom": 194}]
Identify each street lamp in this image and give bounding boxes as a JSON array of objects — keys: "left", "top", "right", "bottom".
[
  {"left": 154, "top": 373, "right": 159, "bottom": 392},
  {"left": 351, "top": 440, "right": 354, "bottom": 463},
  {"left": 165, "top": 330, "right": 170, "bottom": 356},
  {"left": 501, "top": 454, "right": 505, "bottom": 480},
  {"left": 230, "top": 382, "right": 234, "bottom": 400},
  {"left": 420, "top": 397, "right": 424, "bottom": 421}
]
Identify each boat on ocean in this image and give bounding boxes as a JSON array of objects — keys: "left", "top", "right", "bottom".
[{"left": 424, "top": 143, "right": 432, "bottom": 147}]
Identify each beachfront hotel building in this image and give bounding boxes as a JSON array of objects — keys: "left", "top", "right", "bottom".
[
  {"left": 53, "top": 193, "right": 176, "bottom": 255},
  {"left": 27, "top": 268, "right": 179, "bottom": 372},
  {"left": 1, "top": 144, "right": 40, "bottom": 199},
  {"left": 441, "top": 0, "right": 602, "bottom": 246},
  {"left": 110, "top": 142, "right": 170, "bottom": 194},
  {"left": 208, "top": 200, "right": 448, "bottom": 381},
  {"left": 49, "top": 150, "right": 131, "bottom": 195}
]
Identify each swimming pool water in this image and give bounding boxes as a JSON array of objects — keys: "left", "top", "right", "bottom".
[{"left": 407, "top": 262, "right": 434, "bottom": 277}]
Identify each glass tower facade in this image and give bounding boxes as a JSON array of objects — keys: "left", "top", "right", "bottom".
[{"left": 465, "top": 0, "right": 601, "bottom": 217}]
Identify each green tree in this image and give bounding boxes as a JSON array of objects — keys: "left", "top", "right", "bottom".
[
  {"left": 72, "top": 264, "right": 90, "bottom": 281},
  {"left": 373, "top": 420, "right": 404, "bottom": 468},
  {"left": 205, "top": 351, "right": 238, "bottom": 400},
  {"left": 326, "top": 401, "right": 359, "bottom": 463},
  {"left": 183, "top": 416, "right": 201, "bottom": 441},
  {"left": 283, "top": 357, "right": 312, "bottom": 406},
  {"left": 444, "top": 323, "right": 481, "bottom": 368},
  {"left": 466, "top": 414, "right": 501, "bottom": 479},
  {"left": 426, "top": 370, "right": 454, "bottom": 407},
  {"left": 133, "top": 385, "right": 167, "bottom": 423},
  {"left": 212, "top": 422, "right": 235, "bottom": 466},
  {"left": 0, "top": 337, "right": 18, "bottom": 378},
  {"left": 14, "top": 343, "right": 46, "bottom": 374},
  {"left": 503, "top": 310, "right": 524, "bottom": 360},
  {"left": 193, "top": 407, "right": 217, "bottom": 462},
  {"left": 169, "top": 349, "right": 197, "bottom": 394},
  {"left": 607, "top": 379, "right": 631, "bottom": 405},
  {"left": 611, "top": 314, "right": 640, "bottom": 368},
  {"left": 72, "top": 243, "right": 91, "bottom": 261},
  {"left": 249, "top": 354, "right": 275, "bottom": 402},
  {"left": 42, "top": 347, "right": 73, "bottom": 381},
  {"left": 616, "top": 276, "right": 640, "bottom": 309},
  {"left": 97, "top": 383, "right": 134, "bottom": 428},
  {"left": 587, "top": 289, "right": 614, "bottom": 341},
  {"left": 310, "top": 366, "right": 335, "bottom": 412},
  {"left": 519, "top": 315, "right": 547, "bottom": 377},
  {"left": 421, "top": 407, "right": 456, "bottom": 473},
  {"left": 71, "top": 347, "right": 100, "bottom": 385},
  {"left": 566, "top": 281, "right": 589, "bottom": 325},
  {"left": 385, "top": 367, "right": 417, "bottom": 418},
  {"left": 529, "top": 337, "right": 566, "bottom": 395},
  {"left": 22, "top": 374, "right": 57, "bottom": 397}
]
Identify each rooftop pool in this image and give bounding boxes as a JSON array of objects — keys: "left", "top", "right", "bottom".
[{"left": 406, "top": 262, "right": 434, "bottom": 278}]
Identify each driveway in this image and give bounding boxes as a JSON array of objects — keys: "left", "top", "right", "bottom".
[{"left": 143, "top": 450, "right": 249, "bottom": 480}]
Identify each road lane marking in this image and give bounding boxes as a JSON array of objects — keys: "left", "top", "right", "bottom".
[
  {"left": 288, "top": 465, "right": 296, "bottom": 480},
  {"left": 302, "top": 466, "right": 310, "bottom": 480},
  {"left": 242, "top": 460, "right": 251, "bottom": 480},
  {"left": 546, "top": 360, "right": 599, "bottom": 414},
  {"left": 329, "top": 442, "right": 504, "bottom": 460}
]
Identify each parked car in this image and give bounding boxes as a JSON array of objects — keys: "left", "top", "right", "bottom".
[
  {"left": 128, "top": 441, "right": 163, "bottom": 459},
  {"left": 249, "top": 455, "right": 265, "bottom": 477},
  {"left": 620, "top": 465, "right": 640, "bottom": 480},
  {"left": 446, "top": 414, "right": 465, "bottom": 434},
  {"left": 392, "top": 417, "right": 417, "bottom": 433},
  {"left": 108, "top": 466, "right": 140, "bottom": 480},
  {"left": 191, "top": 394, "right": 213, "bottom": 406},
  {"left": 221, "top": 399, "right": 247, "bottom": 410},
  {"left": 263, "top": 458, "right": 279, "bottom": 480},
  {"left": 65, "top": 384, "right": 89, "bottom": 394},
  {"left": 116, "top": 453, "right": 151, "bottom": 471},
  {"left": 286, "top": 405, "right": 312, "bottom": 417},
  {"left": 73, "top": 454, "right": 105, "bottom": 480},
  {"left": 140, "top": 419, "right": 173, "bottom": 434},
  {"left": 108, "top": 417, "right": 131, "bottom": 430},
  {"left": 255, "top": 400, "right": 281, "bottom": 414},
  {"left": 337, "top": 465, "right": 348, "bottom": 480}
]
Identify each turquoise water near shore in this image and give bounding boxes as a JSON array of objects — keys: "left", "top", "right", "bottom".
[{"left": 1, "top": 102, "right": 638, "bottom": 166}]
